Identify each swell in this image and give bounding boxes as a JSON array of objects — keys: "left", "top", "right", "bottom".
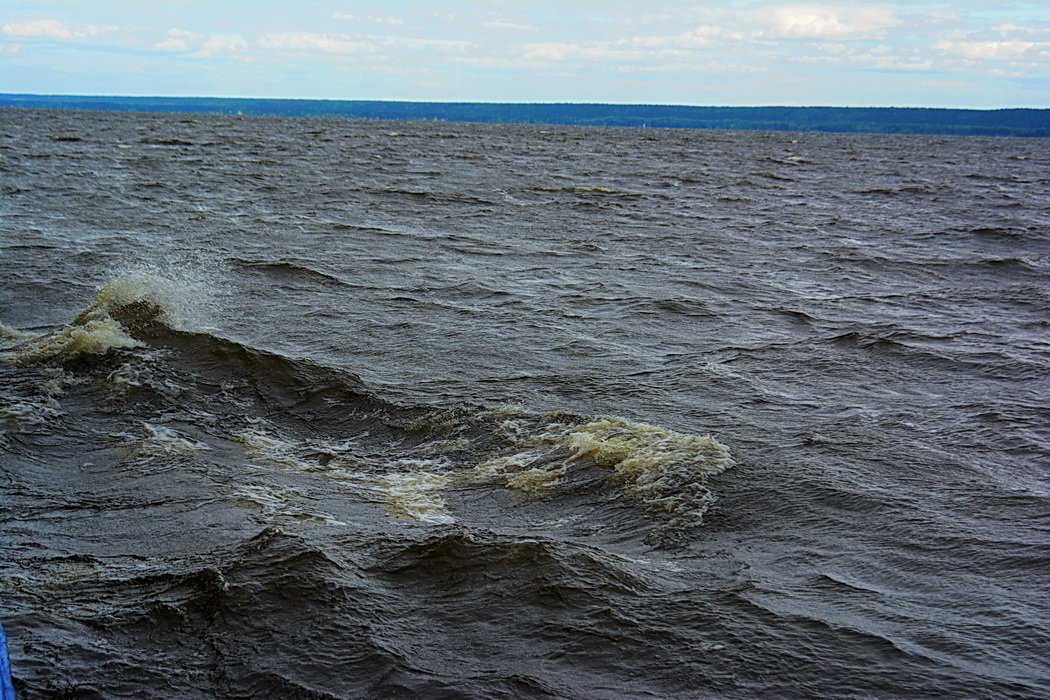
[
  {"left": 230, "top": 258, "right": 358, "bottom": 289},
  {"left": 7, "top": 528, "right": 417, "bottom": 698},
  {"left": 6, "top": 526, "right": 686, "bottom": 698},
  {"left": 821, "top": 329, "right": 1046, "bottom": 380}
]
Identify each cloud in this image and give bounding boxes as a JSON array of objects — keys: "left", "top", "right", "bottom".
[
  {"left": 762, "top": 5, "right": 900, "bottom": 40},
  {"left": 2, "top": 18, "right": 112, "bottom": 41},
  {"left": 922, "top": 79, "right": 973, "bottom": 90},
  {"left": 448, "top": 56, "right": 535, "bottom": 70},
  {"left": 331, "top": 13, "right": 403, "bottom": 25},
  {"left": 0, "top": 44, "right": 21, "bottom": 55},
  {"left": 481, "top": 21, "right": 536, "bottom": 32},
  {"left": 258, "top": 32, "right": 377, "bottom": 55},
  {"left": 3, "top": 19, "right": 76, "bottom": 39},
  {"left": 191, "top": 34, "right": 248, "bottom": 58},
  {"left": 390, "top": 37, "right": 471, "bottom": 52},
  {"left": 992, "top": 23, "right": 1046, "bottom": 37},
  {"left": 935, "top": 39, "right": 1043, "bottom": 61},
  {"left": 520, "top": 23, "right": 730, "bottom": 65},
  {"left": 675, "top": 25, "right": 726, "bottom": 48},
  {"left": 523, "top": 42, "right": 612, "bottom": 62},
  {"left": 155, "top": 38, "right": 188, "bottom": 51},
  {"left": 154, "top": 29, "right": 198, "bottom": 52}
]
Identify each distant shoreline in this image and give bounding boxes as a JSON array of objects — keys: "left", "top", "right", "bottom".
[{"left": 3, "top": 93, "right": 1047, "bottom": 137}]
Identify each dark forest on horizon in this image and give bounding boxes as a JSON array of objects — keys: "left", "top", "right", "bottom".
[{"left": 2, "top": 93, "right": 1047, "bottom": 137}]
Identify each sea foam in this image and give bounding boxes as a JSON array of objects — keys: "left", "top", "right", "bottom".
[
  {"left": 6, "top": 268, "right": 218, "bottom": 366},
  {"left": 476, "top": 415, "right": 735, "bottom": 519}
]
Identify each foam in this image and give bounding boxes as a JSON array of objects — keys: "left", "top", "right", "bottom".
[
  {"left": 473, "top": 415, "right": 734, "bottom": 519},
  {"left": 103, "top": 362, "right": 147, "bottom": 397},
  {"left": 233, "top": 411, "right": 731, "bottom": 526},
  {"left": 0, "top": 399, "right": 63, "bottom": 442},
  {"left": 73, "top": 271, "right": 201, "bottom": 330},
  {"left": 0, "top": 322, "right": 39, "bottom": 350},
  {"left": 8, "top": 317, "right": 142, "bottom": 365},
  {"left": 117, "top": 423, "right": 211, "bottom": 460},
  {"left": 236, "top": 427, "right": 315, "bottom": 471},
  {"left": 5, "top": 272, "right": 195, "bottom": 366},
  {"left": 231, "top": 484, "right": 347, "bottom": 526},
  {"left": 377, "top": 467, "right": 455, "bottom": 524},
  {"left": 83, "top": 260, "right": 224, "bottom": 331},
  {"left": 561, "top": 418, "right": 734, "bottom": 515},
  {"left": 7, "top": 265, "right": 225, "bottom": 367},
  {"left": 235, "top": 425, "right": 457, "bottom": 524}
]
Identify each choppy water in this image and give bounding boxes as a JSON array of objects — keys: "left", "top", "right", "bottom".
[{"left": 1, "top": 108, "right": 1048, "bottom": 698}]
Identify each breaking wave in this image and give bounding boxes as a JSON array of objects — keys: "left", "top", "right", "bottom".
[{"left": 1, "top": 274, "right": 735, "bottom": 530}]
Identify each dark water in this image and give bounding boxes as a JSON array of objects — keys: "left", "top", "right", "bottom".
[{"left": 1, "top": 108, "right": 1048, "bottom": 698}]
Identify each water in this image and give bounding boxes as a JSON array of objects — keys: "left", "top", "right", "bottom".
[{"left": 1, "top": 108, "right": 1048, "bottom": 698}]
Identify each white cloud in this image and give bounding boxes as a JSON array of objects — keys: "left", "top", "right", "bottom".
[
  {"left": 922, "top": 79, "right": 972, "bottom": 90},
  {"left": 2, "top": 18, "right": 113, "bottom": 41},
  {"left": 191, "top": 34, "right": 248, "bottom": 58},
  {"left": 155, "top": 37, "right": 187, "bottom": 51},
  {"left": 0, "top": 44, "right": 21, "bottom": 55},
  {"left": 258, "top": 32, "right": 377, "bottom": 55},
  {"left": 521, "top": 23, "right": 729, "bottom": 65},
  {"left": 390, "top": 37, "right": 471, "bottom": 52},
  {"left": 524, "top": 42, "right": 612, "bottom": 62},
  {"left": 865, "top": 54, "right": 934, "bottom": 71},
  {"left": 762, "top": 5, "right": 900, "bottom": 40},
  {"left": 992, "top": 23, "right": 1046, "bottom": 37},
  {"left": 3, "top": 19, "right": 75, "bottom": 39},
  {"left": 154, "top": 29, "right": 198, "bottom": 52},
  {"left": 448, "top": 56, "right": 535, "bottom": 70},
  {"left": 481, "top": 20, "right": 536, "bottom": 32},
  {"left": 331, "top": 13, "right": 403, "bottom": 25},
  {"left": 935, "top": 39, "right": 1042, "bottom": 60},
  {"left": 676, "top": 25, "right": 725, "bottom": 48}
]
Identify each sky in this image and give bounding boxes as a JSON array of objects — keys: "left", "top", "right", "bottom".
[{"left": 1, "top": 1, "right": 1047, "bottom": 108}]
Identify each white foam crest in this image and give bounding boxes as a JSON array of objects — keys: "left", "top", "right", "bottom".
[
  {"left": 473, "top": 415, "right": 735, "bottom": 519},
  {"left": 234, "top": 424, "right": 459, "bottom": 524},
  {"left": 116, "top": 423, "right": 211, "bottom": 460},
  {"left": 562, "top": 418, "right": 734, "bottom": 516},
  {"left": 235, "top": 427, "right": 323, "bottom": 472},
  {"left": 76, "top": 265, "right": 220, "bottom": 332},
  {"left": 231, "top": 412, "right": 732, "bottom": 525},
  {"left": 376, "top": 469, "right": 456, "bottom": 524},
  {"left": 7, "top": 317, "right": 142, "bottom": 365},
  {"left": 0, "top": 322, "right": 40, "bottom": 350},
  {"left": 3, "top": 262, "right": 225, "bottom": 365},
  {"left": 104, "top": 362, "right": 146, "bottom": 396},
  {"left": 231, "top": 485, "right": 346, "bottom": 526}
]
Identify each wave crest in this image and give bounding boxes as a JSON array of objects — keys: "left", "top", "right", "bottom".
[
  {"left": 476, "top": 414, "right": 735, "bottom": 521},
  {"left": 7, "top": 316, "right": 141, "bottom": 365},
  {"left": 5, "top": 272, "right": 210, "bottom": 365}
]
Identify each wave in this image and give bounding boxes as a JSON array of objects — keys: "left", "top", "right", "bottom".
[
  {"left": 231, "top": 258, "right": 354, "bottom": 288},
  {"left": 0, "top": 366, "right": 69, "bottom": 443},
  {"left": 7, "top": 316, "right": 142, "bottom": 365},
  {"left": 6, "top": 524, "right": 677, "bottom": 697},
  {"left": 3, "top": 274, "right": 185, "bottom": 365},
  {"left": 0, "top": 274, "right": 735, "bottom": 531},
  {"left": 473, "top": 416, "right": 733, "bottom": 519}
]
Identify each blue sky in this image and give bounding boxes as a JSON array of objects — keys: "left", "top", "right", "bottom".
[{"left": 1, "top": 1, "right": 1047, "bottom": 107}]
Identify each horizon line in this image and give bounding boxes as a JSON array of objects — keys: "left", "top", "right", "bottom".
[{"left": 2, "top": 92, "right": 1047, "bottom": 112}]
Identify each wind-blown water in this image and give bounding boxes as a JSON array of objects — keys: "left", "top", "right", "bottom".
[{"left": 1, "top": 108, "right": 1048, "bottom": 698}]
